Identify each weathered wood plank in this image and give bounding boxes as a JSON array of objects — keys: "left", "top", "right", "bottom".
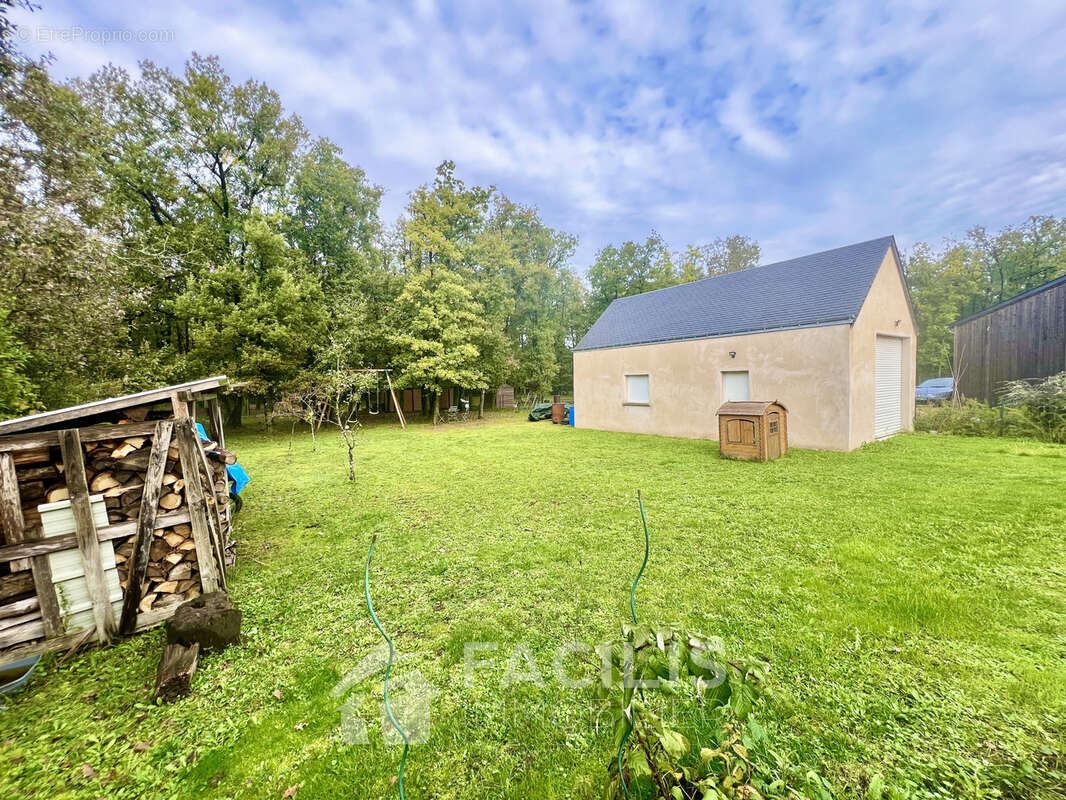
[
  {"left": 0, "top": 509, "right": 192, "bottom": 564},
  {"left": 119, "top": 421, "right": 173, "bottom": 634},
  {"left": 0, "top": 571, "right": 34, "bottom": 602},
  {"left": 0, "top": 617, "right": 45, "bottom": 648},
  {"left": 0, "top": 609, "right": 41, "bottom": 633},
  {"left": 171, "top": 392, "right": 190, "bottom": 422},
  {"left": 26, "top": 519, "right": 64, "bottom": 638},
  {"left": 58, "top": 429, "right": 116, "bottom": 643},
  {"left": 192, "top": 432, "right": 227, "bottom": 591},
  {"left": 0, "top": 452, "right": 31, "bottom": 571},
  {"left": 0, "top": 376, "right": 227, "bottom": 436},
  {"left": 0, "top": 596, "right": 39, "bottom": 620},
  {"left": 207, "top": 397, "right": 225, "bottom": 449},
  {"left": 0, "top": 420, "right": 160, "bottom": 454},
  {"left": 174, "top": 420, "right": 219, "bottom": 593},
  {"left": 0, "top": 603, "right": 174, "bottom": 668},
  {"left": 954, "top": 277, "right": 1066, "bottom": 404}
]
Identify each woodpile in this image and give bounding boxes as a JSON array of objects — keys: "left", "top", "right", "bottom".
[
  {"left": 114, "top": 522, "right": 202, "bottom": 612},
  {"left": 0, "top": 401, "right": 236, "bottom": 652}
]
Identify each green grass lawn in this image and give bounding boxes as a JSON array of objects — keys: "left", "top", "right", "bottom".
[{"left": 2, "top": 415, "right": 1065, "bottom": 799}]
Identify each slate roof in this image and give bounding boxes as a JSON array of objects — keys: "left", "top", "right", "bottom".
[{"left": 575, "top": 236, "right": 899, "bottom": 351}]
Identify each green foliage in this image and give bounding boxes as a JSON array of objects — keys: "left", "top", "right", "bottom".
[
  {"left": 915, "top": 378, "right": 1066, "bottom": 443},
  {"left": 914, "top": 399, "right": 1037, "bottom": 438},
  {"left": 602, "top": 623, "right": 802, "bottom": 800},
  {"left": 679, "top": 235, "right": 761, "bottom": 281},
  {"left": 1001, "top": 372, "right": 1066, "bottom": 443},
  {"left": 285, "top": 138, "right": 383, "bottom": 287},
  {"left": 906, "top": 243, "right": 983, "bottom": 380},
  {"left": 174, "top": 214, "right": 327, "bottom": 401},
  {"left": 388, "top": 266, "right": 488, "bottom": 401},
  {"left": 586, "top": 232, "right": 677, "bottom": 322},
  {"left": 0, "top": 300, "right": 38, "bottom": 416}
]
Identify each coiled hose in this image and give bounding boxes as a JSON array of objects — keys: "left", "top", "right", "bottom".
[
  {"left": 365, "top": 535, "right": 410, "bottom": 799},
  {"left": 617, "top": 490, "right": 650, "bottom": 799}
]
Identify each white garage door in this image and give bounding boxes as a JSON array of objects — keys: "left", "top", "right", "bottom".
[{"left": 874, "top": 335, "right": 903, "bottom": 438}]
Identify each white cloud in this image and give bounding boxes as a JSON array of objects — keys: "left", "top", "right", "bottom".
[
  {"left": 9, "top": 0, "right": 1066, "bottom": 266},
  {"left": 717, "top": 90, "right": 790, "bottom": 161}
]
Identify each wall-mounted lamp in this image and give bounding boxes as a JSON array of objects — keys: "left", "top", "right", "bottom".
[
  {"left": 895, "top": 319, "right": 902, "bottom": 327},
  {"left": 728, "top": 351, "right": 736, "bottom": 358}
]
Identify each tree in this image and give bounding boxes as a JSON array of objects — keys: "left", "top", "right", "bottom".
[
  {"left": 586, "top": 232, "right": 677, "bottom": 321},
  {"left": 483, "top": 196, "right": 579, "bottom": 395},
  {"left": 678, "top": 235, "right": 761, "bottom": 280},
  {"left": 403, "top": 160, "right": 491, "bottom": 271},
  {"left": 388, "top": 267, "right": 488, "bottom": 423},
  {"left": 173, "top": 214, "right": 327, "bottom": 424},
  {"left": 0, "top": 12, "right": 132, "bottom": 410},
  {"left": 0, "top": 301, "right": 36, "bottom": 417},
  {"left": 905, "top": 242, "right": 983, "bottom": 380},
  {"left": 967, "top": 216, "right": 1066, "bottom": 309},
  {"left": 75, "top": 55, "right": 309, "bottom": 379},
  {"left": 286, "top": 138, "right": 383, "bottom": 288}
]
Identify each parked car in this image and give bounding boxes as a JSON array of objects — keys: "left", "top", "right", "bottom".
[{"left": 916, "top": 377, "right": 954, "bottom": 403}]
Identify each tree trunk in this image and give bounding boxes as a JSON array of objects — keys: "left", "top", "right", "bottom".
[
  {"left": 223, "top": 395, "right": 242, "bottom": 429},
  {"left": 431, "top": 393, "right": 440, "bottom": 425},
  {"left": 478, "top": 389, "right": 485, "bottom": 420}
]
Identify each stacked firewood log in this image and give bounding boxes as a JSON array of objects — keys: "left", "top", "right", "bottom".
[
  {"left": 1, "top": 412, "right": 236, "bottom": 633},
  {"left": 115, "top": 522, "right": 202, "bottom": 612}
]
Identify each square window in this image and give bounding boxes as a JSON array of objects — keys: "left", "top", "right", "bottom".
[
  {"left": 722, "top": 370, "right": 750, "bottom": 402},
  {"left": 625, "top": 374, "right": 650, "bottom": 405},
  {"left": 769, "top": 420, "right": 778, "bottom": 433}
]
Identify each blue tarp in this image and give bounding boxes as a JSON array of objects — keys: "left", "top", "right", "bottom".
[
  {"left": 227, "top": 463, "right": 251, "bottom": 495},
  {"left": 195, "top": 422, "right": 250, "bottom": 495}
]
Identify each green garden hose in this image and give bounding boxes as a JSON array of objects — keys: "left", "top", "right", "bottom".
[
  {"left": 618, "top": 490, "right": 651, "bottom": 799},
  {"left": 365, "top": 535, "right": 410, "bottom": 799}
]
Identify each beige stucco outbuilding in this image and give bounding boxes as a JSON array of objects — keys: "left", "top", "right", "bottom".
[{"left": 573, "top": 237, "right": 916, "bottom": 451}]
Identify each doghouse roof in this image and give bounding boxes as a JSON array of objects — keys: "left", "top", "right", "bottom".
[
  {"left": 576, "top": 236, "right": 900, "bottom": 351},
  {"left": 717, "top": 401, "right": 787, "bottom": 416},
  {"left": 0, "top": 377, "right": 228, "bottom": 436}
]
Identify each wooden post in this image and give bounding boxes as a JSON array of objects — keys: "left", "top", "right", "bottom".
[
  {"left": 171, "top": 392, "right": 190, "bottom": 421},
  {"left": 192, "top": 435, "right": 227, "bottom": 591},
  {"left": 58, "top": 429, "right": 116, "bottom": 643},
  {"left": 207, "top": 397, "right": 225, "bottom": 448},
  {"left": 174, "top": 420, "right": 220, "bottom": 594},
  {"left": 118, "top": 421, "right": 173, "bottom": 634},
  {"left": 385, "top": 370, "right": 406, "bottom": 430},
  {"left": 0, "top": 452, "right": 31, "bottom": 572}
]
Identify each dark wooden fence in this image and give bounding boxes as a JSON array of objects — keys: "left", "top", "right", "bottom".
[{"left": 953, "top": 275, "right": 1066, "bottom": 404}]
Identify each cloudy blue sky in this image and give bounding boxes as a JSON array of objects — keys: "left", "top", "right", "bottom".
[{"left": 11, "top": 1, "right": 1066, "bottom": 267}]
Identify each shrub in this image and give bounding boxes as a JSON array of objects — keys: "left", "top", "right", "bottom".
[
  {"left": 1001, "top": 372, "right": 1066, "bottom": 443},
  {"left": 914, "top": 399, "right": 1039, "bottom": 438}
]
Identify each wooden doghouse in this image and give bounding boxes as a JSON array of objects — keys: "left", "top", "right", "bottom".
[
  {"left": 0, "top": 377, "right": 235, "bottom": 667},
  {"left": 716, "top": 401, "right": 788, "bottom": 461}
]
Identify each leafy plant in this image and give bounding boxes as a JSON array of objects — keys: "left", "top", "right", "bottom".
[
  {"left": 600, "top": 622, "right": 806, "bottom": 800},
  {"left": 914, "top": 399, "right": 1038, "bottom": 438},
  {"left": 1001, "top": 372, "right": 1066, "bottom": 443}
]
